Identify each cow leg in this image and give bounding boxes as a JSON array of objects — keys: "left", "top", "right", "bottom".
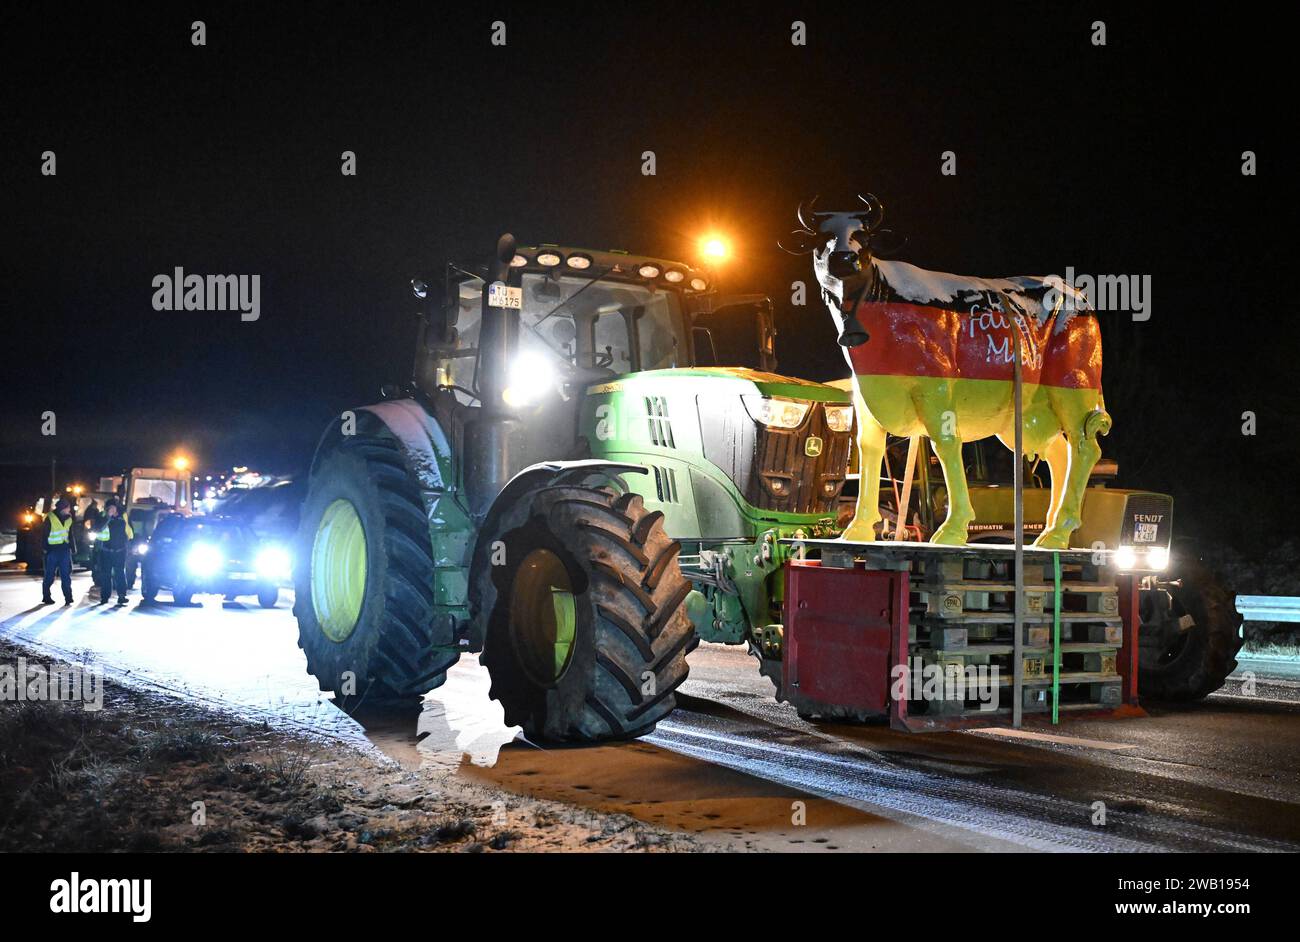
[
  {"left": 1035, "top": 402, "right": 1111, "bottom": 549},
  {"left": 1037, "top": 432, "right": 1070, "bottom": 534},
  {"left": 927, "top": 433, "right": 975, "bottom": 545},
  {"left": 842, "top": 409, "right": 887, "bottom": 542}
]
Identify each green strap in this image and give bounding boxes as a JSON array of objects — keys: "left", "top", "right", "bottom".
[{"left": 1052, "top": 551, "right": 1062, "bottom": 724}]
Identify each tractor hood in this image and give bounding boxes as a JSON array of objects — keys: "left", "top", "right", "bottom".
[{"left": 589, "top": 367, "right": 851, "bottom": 403}]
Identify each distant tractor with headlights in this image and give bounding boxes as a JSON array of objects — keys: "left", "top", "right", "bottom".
[
  {"left": 294, "top": 235, "right": 858, "bottom": 740},
  {"left": 87, "top": 467, "right": 192, "bottom": 594}
]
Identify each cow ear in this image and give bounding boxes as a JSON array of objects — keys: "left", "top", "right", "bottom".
[
  {"left": 778, "top": 229, "right": 818, "bottom": 255},
  {"left": 868, "top": 228, "right": 908, "bottom": 258}
]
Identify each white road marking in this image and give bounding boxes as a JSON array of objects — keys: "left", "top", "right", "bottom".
[{"left": 965, "top": 728, "right": 1137, "bottom": 751}]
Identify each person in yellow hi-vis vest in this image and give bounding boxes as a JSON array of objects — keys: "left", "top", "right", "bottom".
[
  {"left": 41, "top": 496, "right": 77, "bottom": 605},
  {"left": 98, "top": 498, "right": 135, "bottom": 606}
]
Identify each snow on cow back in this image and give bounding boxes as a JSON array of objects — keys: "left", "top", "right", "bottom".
[{"left": 871, "top": 259, "right": 1093, "bottom": 332}]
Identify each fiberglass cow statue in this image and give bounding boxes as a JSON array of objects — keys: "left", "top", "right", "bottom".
[{"left": 783, "top": 194, "right": 1111, "bottom": 549}]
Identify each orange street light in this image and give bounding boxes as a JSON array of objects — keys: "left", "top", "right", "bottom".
[{"left": 700, "top": 235, "right": 730, "bottom": 262}]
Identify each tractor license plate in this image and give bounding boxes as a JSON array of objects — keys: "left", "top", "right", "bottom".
[
  {"left": 488, "top": 283, "right": 522, "bottom": 309},
  {"left": 1133, "top": 522, "right": 1159, "bottom": 543}
]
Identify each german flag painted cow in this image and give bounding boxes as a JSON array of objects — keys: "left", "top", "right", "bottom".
[{"left": 782, "top": 195, "right": 1111, "bottom": 548}]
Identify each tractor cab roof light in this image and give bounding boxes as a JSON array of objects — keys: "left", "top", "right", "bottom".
[
  {"left": 509, "top": 254, "right": 529, "bottom": 268},
  {"left": 663, "top": 269, "right": 686, "bottom": 283},
  {"left": 536, "top": 251, "right": 563, "bottom": 267},
  {"left": 566, "top": 254, "right": 592, "bottom": 270},
  {"left": 637, "top": 264, "right": 662, "bottom": 279},
  {"left": 689, "top": 276, "right": 709, "bottom": 292}
]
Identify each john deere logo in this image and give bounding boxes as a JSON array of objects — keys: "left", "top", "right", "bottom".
[{"left": 804, "top": 436, "right": 823, "bottom": 457}]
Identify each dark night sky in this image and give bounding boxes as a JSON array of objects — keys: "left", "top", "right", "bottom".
[{"left": 2, "top": 3, "right": 1295, "bottom": 545}]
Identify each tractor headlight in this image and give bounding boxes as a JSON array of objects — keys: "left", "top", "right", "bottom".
[
  {"left": 824, "top": 404, "right": 854, "bottom": 433},
  {"left": 503, "top": 351, "right": 557, "bottom": 407},
  {"left": 134, "top": 543, "right": 149, "bottom": 556},
  {"left": 1113, "top": 545, "right": 1137, "bottom": 570},
  {"left": 255, "top": 546, "right": 291, "bottom": 580},
  {"left": 742, "top": 395, "right": 810, "bottom": 430},
  {"left": 1147, "top": 545, "right": 1169, "bottom": 570},
  {"left": 185, "top": 542, "right": 224, "bottom": 578}
]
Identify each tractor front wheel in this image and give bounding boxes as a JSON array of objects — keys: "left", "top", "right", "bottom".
[{"left": 478, "top": 486, "right": 694, "bottom": 742}]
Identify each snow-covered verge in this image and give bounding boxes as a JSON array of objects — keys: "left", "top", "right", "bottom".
[{"left": 0, "top": 638, "right": 709, "bottom": 853}]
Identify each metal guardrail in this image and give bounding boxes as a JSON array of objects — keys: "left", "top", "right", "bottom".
[{"left": 1236, "top": 595, "right": 1300, "bottom": 623}]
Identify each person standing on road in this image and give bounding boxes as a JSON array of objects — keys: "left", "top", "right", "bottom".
[
  {"left": 98, "top": 499, "right": 134, "bottom": 607},
  {"left": 40, "top": 497, "right": 77, "bottom": 606}
]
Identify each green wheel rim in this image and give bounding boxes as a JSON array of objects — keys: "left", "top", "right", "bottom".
[
  {"left": 311, "top": 499, "right": 367, "bottom": 642},
  {"left": 509, "top": 548, "right": 577, "bottom": 686}
]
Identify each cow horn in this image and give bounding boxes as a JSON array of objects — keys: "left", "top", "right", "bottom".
[
  {"left": 855, "top": 193, "right": 885, "bottom": 230},
  {"left": 796, "top": 196, "right": 822, "bottom": 232},
  {"left": 778, "top": 229, "right": 817, "bottom": 255}
]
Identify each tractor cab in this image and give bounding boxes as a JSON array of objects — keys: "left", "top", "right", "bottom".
[
  {"left": 406, "top": 242, "right": 856, "bottom": 661},
  {"left": 407, "top": 243, "right": 852, "bottom": 532}
]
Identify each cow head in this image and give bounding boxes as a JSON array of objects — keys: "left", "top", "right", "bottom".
[{"left": 780, "top": 194, "right": 905, "bottom": 347}]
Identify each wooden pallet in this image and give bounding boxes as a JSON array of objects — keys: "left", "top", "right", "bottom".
[
  {"left": 783, "top": 540, "right": 1141, "bottom": 729},
  {"left": 904, "top": 546, "right": 1123, "bottom": 720}
]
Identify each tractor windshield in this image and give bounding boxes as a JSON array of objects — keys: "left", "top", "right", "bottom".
[
  {"left": 129, "top": 477, "right": 180, "bottom": 506},
  {"left": 519, "top": 274, "right": 684, "bottom": 373}
]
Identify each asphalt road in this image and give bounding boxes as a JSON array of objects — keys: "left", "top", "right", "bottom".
[{"left": 3, "top": 570, "right": 1299, "bottom": 852}]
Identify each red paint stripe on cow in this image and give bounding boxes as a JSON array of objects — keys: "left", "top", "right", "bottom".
[{"left": 843, "top": 301, "right": 1102, "bottom": 389}]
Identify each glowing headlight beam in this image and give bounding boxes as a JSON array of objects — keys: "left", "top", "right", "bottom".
[
  {"left": 254, "top": 546, "right": 292, "bottom": 581},
  {"left": 502, "top": 351, "right": 558, "bottom": 407},
  {"left": 185, "top": 542, "right": 224, "bottom": 578}
]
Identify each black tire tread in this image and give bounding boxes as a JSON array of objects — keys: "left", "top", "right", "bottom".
[
  {"left": 295, "top": 430, "right": 456, "bottom": 706},
  {"left": 483, "top": 485, "right": 694, "bottom": 742},
  {"left": 1140, "top": 557, "right": 1244, "bottom": 702}
]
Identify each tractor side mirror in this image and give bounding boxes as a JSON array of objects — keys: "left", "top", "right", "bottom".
[
  {"left": 413, "top": 277, "right": 456, "bottom": 348},
  {"left": 692, "top": 326, "right": 719, "bottom": 366}
]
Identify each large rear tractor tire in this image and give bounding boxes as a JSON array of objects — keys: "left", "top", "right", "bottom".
[
  {"left": 294, "top": 432, "right": 459, "bottom": 712},
  {"left": 1139, "top": 555, "right": 1244, "bottom": 702},
  {"left": 477, "top": 486, "right": 694, "bottom": 742}
]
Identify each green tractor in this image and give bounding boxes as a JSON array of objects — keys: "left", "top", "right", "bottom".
[{"left": 294, "top": 235, "right": 854, "bottom": 741}]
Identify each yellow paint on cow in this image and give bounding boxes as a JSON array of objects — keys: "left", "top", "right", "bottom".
[{"left": 841, "top": 374, "right": 1110, "bottom": 548}]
